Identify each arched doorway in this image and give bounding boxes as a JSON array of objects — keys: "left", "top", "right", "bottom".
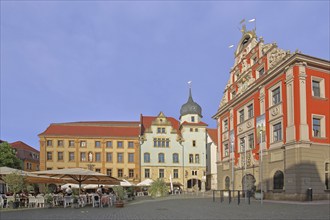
[
  {"left": 273, "top": 170, "right": 284, "bottom": 190},
  {"left": 187, "top": 179, "right": 201, "bottom": 191},
  {"left": 242, "top": 174, "right": 256, "bottom": 195}
]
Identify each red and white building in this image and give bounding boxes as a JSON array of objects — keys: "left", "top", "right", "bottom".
[{"left": 213, "top": 26, "right": 330, "bottom": 200}]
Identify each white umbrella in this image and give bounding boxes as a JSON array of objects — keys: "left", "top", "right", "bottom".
[
  {"left": 83, "top": 184, "right": 99, "bottom": 189},
  {"left": 61, "top": 183, "right": 81, "bottom": 190},
  {"left": 137, "top": 179, "right": 154, "bottom": 186},
  {"left": 120, "top": 179, "right": 133, "bottom": 187}
]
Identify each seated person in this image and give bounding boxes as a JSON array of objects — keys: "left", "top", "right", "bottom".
[{"left": 65, "top": 185, "right": 72, "bottom": 196}]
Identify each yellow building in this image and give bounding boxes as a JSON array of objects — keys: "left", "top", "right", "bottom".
[{"left": 39, "top": 121, "right": 141, "bottom": 183}]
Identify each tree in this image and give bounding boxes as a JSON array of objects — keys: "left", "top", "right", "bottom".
[
  {"left": 148, "top": 178, "right": 169, "bottom": 198},
  {"left": 0, "top": 141, "right": 22, "bottom": 169},
  {"left": 3, "top": 172, "right": 26, "bottom": 201}
]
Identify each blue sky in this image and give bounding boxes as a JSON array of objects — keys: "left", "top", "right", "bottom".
[{"left": 1, "top": 1, "right": 329, "bottom": 150}]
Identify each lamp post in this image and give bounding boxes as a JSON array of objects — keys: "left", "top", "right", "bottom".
[
  {"left": 259, "top": 129, "right": 263, "bottom": 205},
  {"left": 244, "top": 137, "right": 247, "bottom": 203}
]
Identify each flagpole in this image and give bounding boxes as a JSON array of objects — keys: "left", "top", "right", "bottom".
[
  {"left": 260, "top": 129, "right": 263, "bottom": 205},
  {"left": 244, "top": 137, "right": 247, "bottom": 202}
]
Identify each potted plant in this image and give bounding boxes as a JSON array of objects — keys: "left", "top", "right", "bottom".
[
  {"left": 3, "top": 171, "right": 26, "bottom": 209},
  {"left": 148, "top": 178, "right": 168, "bottom": 198},
  {"left": 113, "top": 186, "right": 126, "bottom": 208},
  {"left": 254, "top": 190, "right": 264, "bottom": 200},
  {"left": 44, "top": 194, "right": 54, "bottom": 208},
  {"left": 71, "top": 195, "right": 80, "bottom": 208}
]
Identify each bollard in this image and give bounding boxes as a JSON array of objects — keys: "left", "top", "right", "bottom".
[
  {"left": 238, "top": 191, "right": 240, "bottom": 205},
  {"left": 220, "top": 190, "right": 223, "bottom": 203},
  {"left": 248, "top": 191, "right": 251, "bottom": 205},
  {"left": 213, "top": 190, "right": 215, "bottom": 202},
  {"left": 229, "top": 190, "right": 231, "bottom": 204}
]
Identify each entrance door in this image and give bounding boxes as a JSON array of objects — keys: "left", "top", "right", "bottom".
[{"left": 242, "top": 174, "right": 256, "bottom": 194}]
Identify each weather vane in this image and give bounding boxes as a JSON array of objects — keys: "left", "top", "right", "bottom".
[{"left": 188, "top": 81, "right": 192, "bottom": 88}]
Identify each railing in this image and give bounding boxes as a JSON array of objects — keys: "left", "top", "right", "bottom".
[{"left": 212, "top": 190, "right": 252, "bottom": 205}]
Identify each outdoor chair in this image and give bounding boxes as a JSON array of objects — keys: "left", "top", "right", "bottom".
[
  {"left": 79, "top": 195, "right": 87, "bottom": 207},
  {"left": 63, "top": 196, "right": 73, "bottom": 208},
  {"left": 0, "top": 196, "right": 5, "bottom": 208},
  {"left": 28, "top": 196, "right": 37, "bottom": 208},
  {"left": 36, "top": 195, "right": 45, "bottom": 207},
  {"left": 92, "top": 194, "right": 100, "bottom": 207}
]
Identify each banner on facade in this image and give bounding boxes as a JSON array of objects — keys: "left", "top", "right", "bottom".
[{"left": 256, "top": 114, "right": 266, "bottom": 144}]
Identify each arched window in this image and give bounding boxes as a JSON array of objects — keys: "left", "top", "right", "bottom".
[
  {"left": 172, "top": 153, "right": 179, "bottom": 163},
  {"left": 144, "top": 153, "right": 150, "bottom": 163},
  {"left": 158, "top": 153, "right": 165, "bottom": 163},
  {"left": 225, "top": 176, "right": 230, "bottom": 190},
  {"left": 273, "top": 170, "right": 284, "bottom": 190}
]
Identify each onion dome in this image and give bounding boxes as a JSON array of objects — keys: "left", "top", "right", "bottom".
[{"left": 180, "top": 88, "right": 202, "bottom": 118}]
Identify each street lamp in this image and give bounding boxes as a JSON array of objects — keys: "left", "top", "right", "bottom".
[{"left": 259, "top": 129, "right": 263, "bottom": 205}]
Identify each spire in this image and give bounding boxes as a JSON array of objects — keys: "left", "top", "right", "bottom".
[{"left": 180, "top": 81, "right": 202, "bottom": 118}]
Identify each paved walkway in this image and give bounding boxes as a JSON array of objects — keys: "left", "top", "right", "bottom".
[{"left": 1, "top": 195, "right": 329, "bottom": 220}]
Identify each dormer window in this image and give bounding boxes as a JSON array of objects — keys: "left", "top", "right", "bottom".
[{"left": 191, "top": 116, "right": 195, "bottom": 122}]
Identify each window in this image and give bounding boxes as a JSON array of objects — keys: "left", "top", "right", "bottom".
[
  {"left": 189, "top": 154, "right": 194, "bottom": 163},
  {"left": 248, "top": 133, "right": 254, "bottom": 149},
  {"left": 273, "top": 170, "right": 284, "bottom": 190},
  {"left": 313, "top": 117, "right": 321, "bottom": 137},
  {"left": 106, "top": 153, "right": 112, "bottom": 162},
  {"left": 95, "top": 168, "right": 101, "bottom": 173},
  {"left": 69, "top": 152, "right": 75, "bottom": 161},
  {"left": 129, "top": 169, "right": 134, "bottom": 178},
  {"left": 312, "top": 80, "right": 321, "bottom": 97},
  {"left": 144, "top": 153, "right": 150, "bottom": 163},
  {"left": 47, "top": 152, "right": 52, "bottom": 160},
  {"left": 240, "top": 137, "right": 245, "bottom": 152},
  {"left": 311, "top": 77, "right": 325, "bottom": 98},
  {"left": 46, "top": 140, "right": 52, "bottom": 147},
  {"left": 173, "top": 169, "right": 179, "bottom": 179},
  {"left": 57, "top": 152, "right": 64, "bottom": 161},
  {"left": 158, "top": 153, "right": 165, "bottom": 163},
  {"left": 95, "top": 141, "right": 101, "bottom": 148},
  {"left": 145, "top": 169, "right": 150, "bottom": 178},
  {"left": 191, "top": 116, "right": 195, "bottom": 122},
  {"left": 225, "top": 176, "right": 230, "bottom": 190},
  {"left": 325, "top": 163, "right": 329, "bottom": 190},
  {"left": 159, "top": 169, "right": 164, "bottom": 178},
  {"left": 224, "top": 143, "right": 229, "bottom": 157},
  {"left": 223, "top": 119, "right": 228, "bottom": 131},
  {"left": 192, "top": 140, "right": 196, "bottom": 147},
  {"left": 117, "top": 141, "right": 123, "bottom": 148},
  {"left": 192, "top": 170, "right": 197, "bottom": 176},
  {"left": 80, "top": 141, "right": 86, "bottom": 148},
  {"left": 69, "top": 140, "right": 75, "bottom": 147},
  {"left": 173, "top": 153, "right": 179, "bottom": 163},
  {"left": 95, "top": 153, "right": 101, "bottom": 162},
  {"left": 273, "top": 122, "right": 282, "bottom": 142},
  {"left": 57, "top": 140, "right": 64, "bottom": 147},
  {"left": 231, "top": 91, "right": 236, "bottom": 99},
  {"left": 128, "top": 141, "right": 134, "bottom": 148},
  {"left": 239, "top": 109, "right": 244, "bottom": 123},
  {"left": 118, "top": 169, "right": 123, "bottom": 178},
  {"left": 190, "top": 128, "right": 193, "bottom": 132},
  {"left": 106, "top": 141, "right": 112, "bottom": 148},
  {"left": 80, "top": 152, "right": 86, "bottom": 162},
  {"left": 117, "top": 153, "right": 123, "bottom": 163},
  {"left": 106, "top": 169, "right": 112, "bottom": 176},
  {"left": 195, "top": 128, "right": 198, "bottom": 132},
  {"left": 195, "top": 154, "right": 200, "bottom": 164},
  {"left": 247, "top": 104, "right": 254, "bottom": 118},
  {"left": 157, "top": 127, "right": 166, "bottom": 133},
  {"left": 257, "top": 66, "right": 265, "bottom": 76},
  {"left": 154, "top": 138, "right": 170, "bottom": 148},
  {"left": 272, "top": 87, "right": 281, "bottom": 105},
  {"left": 128, "top": 153, "right": 134, "bottom": 163}
]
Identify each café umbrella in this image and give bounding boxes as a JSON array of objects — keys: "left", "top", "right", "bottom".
[{"left": 31, "top": 168, "right": 120, "bottom": 194}]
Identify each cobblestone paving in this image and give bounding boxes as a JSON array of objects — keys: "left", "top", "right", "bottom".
[{"left": 1, "top": 195, "right": 329, "bottom": 220}]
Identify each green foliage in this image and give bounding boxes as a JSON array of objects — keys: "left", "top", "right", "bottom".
[
  {"left": 113, "top": 186, "right": 126, "bottom": 201},
  {"left": 44, "top": 194, "right": 54, "bottom": 204},
  {"left": 0, "top": 142, "right": 22, "bottom": 169},
  {"left": 3, "top": 172, "right": 26, "bottom": 201},
  {"left": 148, "top": 178, "right": 169, "bottom": 198}
]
